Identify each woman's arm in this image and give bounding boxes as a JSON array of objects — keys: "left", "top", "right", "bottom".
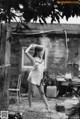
[
  {"left": 25, "top": 44, "right": 35, "bottom": 64},
  {"left": 35, "top": 44, "right": 47, "bottom": 69},
  {"left": 44, "top": 48, "right": 48, "bottom": 70},
  {"left": 36, "top": 44, "right": 45, "bottom": 49}
]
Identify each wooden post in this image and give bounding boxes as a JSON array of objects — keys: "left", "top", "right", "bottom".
[
  {"left": 5, "top": 23, "right": 11, "bottom": 64},
  {"left": 0, "top": 65, "right": 11, "bottom": 110},
  {"left": 0, "top": 23, "right": 11, "bottom": 111}
]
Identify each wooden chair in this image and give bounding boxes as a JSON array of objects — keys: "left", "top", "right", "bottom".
[{"left": 8, "top": 74, "right": 22, "bottom": 103}]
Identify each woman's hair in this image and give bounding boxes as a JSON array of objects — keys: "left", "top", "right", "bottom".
[{"left": 33, "top": 46, "right": 45, "bottom": 59}]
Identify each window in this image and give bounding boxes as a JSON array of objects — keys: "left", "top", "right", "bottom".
[
  {"left": 21, "top": 47, "right": 33, "bottom": 70},
  {"left": 21, "top": 45, "right": 48, "bottom": 71}
]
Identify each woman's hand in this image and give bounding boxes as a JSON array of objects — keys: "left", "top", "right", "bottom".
[
  {"left": 30, "top": 44, "right": 37, "bottom": 48},
  {"left": 25, "top": 44, "right": 36, "bottom": 53},
  {"left": 26, "top": 44, "right": 45, "bottom": 53},
  {"left": 31, "top": 44, "right": 45, "bottom": 49},
  {"left": 35, "top": 44, "right": 45, "bottom": 49}
]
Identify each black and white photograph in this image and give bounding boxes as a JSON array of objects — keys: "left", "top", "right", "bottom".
[{"left": 0, "top": 0, "right": 80, "bottom": 119}]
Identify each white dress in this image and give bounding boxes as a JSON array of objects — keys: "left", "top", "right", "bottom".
[{"left": 28, "top": 57, "right": 45, "bottom": 86}]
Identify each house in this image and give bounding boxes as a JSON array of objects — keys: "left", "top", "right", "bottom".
[{"left": 1, "top": 22, "right": 80, "bottom": 93}]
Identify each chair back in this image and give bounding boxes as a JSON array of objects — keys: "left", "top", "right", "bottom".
[{"left": 17, "top": 74, "right": 22, "bottom": 91}]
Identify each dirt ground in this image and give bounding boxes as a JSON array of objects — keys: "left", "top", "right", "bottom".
[{"left": 8, "top": 96, "right": 70, "bottom": 119}]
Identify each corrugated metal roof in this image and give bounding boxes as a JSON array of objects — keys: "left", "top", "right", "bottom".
[
  {"left": 1, "top": 22, "right": 80, "bottom": 35},
  {"left": 13, "top": 23, "right": 80, "bottom": 35}
]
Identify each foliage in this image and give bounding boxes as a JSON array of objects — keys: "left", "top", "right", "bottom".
[
  {"left": 0, "top": 0, "right": 80, "bottom": 24},
  {"left": 58, "top": 4, "right": 80, "bottom": 21}
]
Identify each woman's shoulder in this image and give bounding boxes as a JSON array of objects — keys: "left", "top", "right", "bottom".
[{"left": 34, "top": 57, "right": 41, "bottom": 62}]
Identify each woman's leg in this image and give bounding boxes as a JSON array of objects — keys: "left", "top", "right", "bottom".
[
  {"left": 28, "top": 82, "right": 33, "bottom": 107},
  {"left": 37, "top": 83, "right": 50, "bottom": 111}
]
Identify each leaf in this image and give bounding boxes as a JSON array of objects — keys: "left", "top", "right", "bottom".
[
  {"left": 0, "top": 0, "right": 80, "bottom": 23},
  {"left": 41, "top": 17, "right": 47, "bottom": 24},
  {"left": 39, "top": 19, "right": 44, "bottom": 25},
  {"left": 51, "top": 17, "right": 56, "bottom": 24}
]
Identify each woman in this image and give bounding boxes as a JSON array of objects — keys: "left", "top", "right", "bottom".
[{"left": 25, "top": 44, "right": 51, "bottom": 112}]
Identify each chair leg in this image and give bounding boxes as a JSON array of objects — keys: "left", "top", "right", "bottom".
[
  {"left": 17, "top": 91, "right": 19, "bottom": 104},
  {"left": 19, "top": 91, "right": 21, "bottom": 103}
]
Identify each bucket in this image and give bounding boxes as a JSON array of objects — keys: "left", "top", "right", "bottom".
[
  {"left": 64, "top": 97, "right": 79, "bottom": 116},
  {"left": 46, "top": 86, "right": 58, "bottom": 98}
]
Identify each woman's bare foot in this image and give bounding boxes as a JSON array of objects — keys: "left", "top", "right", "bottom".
[
  {"left": 45, "top": 106, "right": 53, "bottom": 113},
  {"left": 28, "top": 107, "right": 34, "bottom": 112}
]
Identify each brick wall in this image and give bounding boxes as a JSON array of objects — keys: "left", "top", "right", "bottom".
[
  {"left": 0, "top": 23, "right": 80, "bottom": 92},
  {"left": 10, "top": 33, "right": 80, "bottom": 91},
  {"left": 47, "top": 36, "right": 79, "bottom": 77},
  {"left": 10, "top": 39, "right": 20, "bottom": 88}
]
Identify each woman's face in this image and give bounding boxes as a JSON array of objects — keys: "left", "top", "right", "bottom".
[{"left": 37, "top": 51, "right": 43, "bottom": 59}]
